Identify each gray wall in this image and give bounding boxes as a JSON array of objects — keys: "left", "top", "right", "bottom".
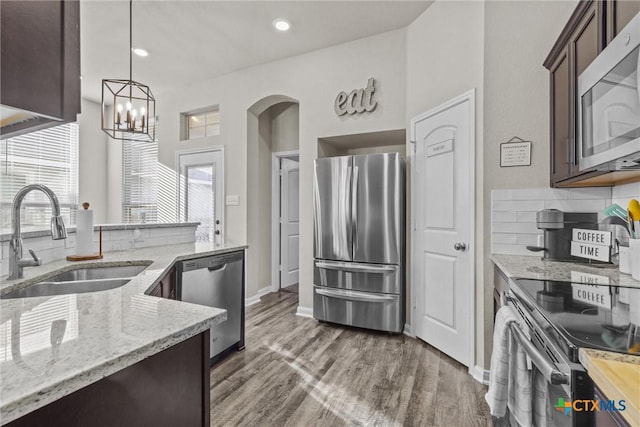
[{"left": 482, "top": 0, "right": 577, "bottom": 366}]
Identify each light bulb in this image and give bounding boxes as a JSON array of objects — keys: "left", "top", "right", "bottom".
[
  {"left": 140, "top": 107, "right": 146, "bottom": 116},
  {"left": 117, "top": 104, "right": 123, "bottom": 112},
  {"left": 126, "top": 101, "right": 132, "bottom": 111},
  {"left": 131, "top": 109, "right": 138, "bottom": 118}
]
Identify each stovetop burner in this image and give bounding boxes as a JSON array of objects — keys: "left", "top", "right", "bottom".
[{"left": 512, "top": 278, "right": 640, "bottom": 358}]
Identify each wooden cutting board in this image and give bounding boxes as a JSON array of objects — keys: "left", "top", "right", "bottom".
[{"left": 581, "top": 349, "right": 640, "bottom": 427}]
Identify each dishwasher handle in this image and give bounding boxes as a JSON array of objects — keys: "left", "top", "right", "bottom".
[{"left": 207, "top": 263, "right": 227, "bottom": 272}]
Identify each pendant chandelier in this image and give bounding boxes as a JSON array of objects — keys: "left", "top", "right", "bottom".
[{"left": 101, "top": 0, "right": 155, "bottom": 142}]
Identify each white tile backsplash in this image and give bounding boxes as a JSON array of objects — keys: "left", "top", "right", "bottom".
[
  {"left": 611, "top": 182, "right": 640, "bottom": 209},
  {"left": 492, "top": 211, "right": 518, "bottom": 223},
  {"left": 492, "top": 200, "right": 546, "bottom": 211},
  {"left": 492, "top": 187, "right": 615, "bottom": 256},
  {"left": 492, "top": 234, "right": 518, "bottom": 244},
  {"left": 511, "top": 188, "right": 568, "bottom": 201},
  {"left": 517, "top": 211, "right": 537, "bottom": 222},
  {"left": 0, "top": 224, "right": 197, "bottom": 272},
  {"left": 543, "top": 199, "right": 609, "bottom": 212},
  {"left": 493, "top": 222, "right": 540, "bottom": 234}
]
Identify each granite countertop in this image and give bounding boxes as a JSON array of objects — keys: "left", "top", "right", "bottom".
[
  {"left": 491, "top": 254, "right": 640, "bottom": 289},
  {"left": 579, "top": 348, "right": 640, "bottom": 426},
  {"left": 0, "top": 242, "right": 247, "bottom": 425}
]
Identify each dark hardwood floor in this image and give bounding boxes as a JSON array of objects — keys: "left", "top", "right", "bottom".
[{"left": 210, "top": 288, "right": 491, "bottom": 427}]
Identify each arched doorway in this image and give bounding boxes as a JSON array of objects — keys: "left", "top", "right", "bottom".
[{"left": 245, "top": 95, "right": 300, "bottom": 305}]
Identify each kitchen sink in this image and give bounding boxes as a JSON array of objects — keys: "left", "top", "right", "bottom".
[
  {"left": 1, "top": 264, "right": 150, "bottom": 299},
  {"left": 46, "top": 265, "right": 148, "bottom": 282}
]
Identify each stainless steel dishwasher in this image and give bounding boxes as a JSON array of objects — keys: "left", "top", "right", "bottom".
[{"left": 176, "top": 250, "right": 245, "bottom": 365}]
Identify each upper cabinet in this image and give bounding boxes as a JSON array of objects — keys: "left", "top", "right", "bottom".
[
  {"left": 0, "top": 0, "right": 81, "bottom": 139},
  {"left": 605, "top": 0, "right": 640, "bottom": 43},
  {"left": 544, "top": 0, "right": 640, "bottom": 187}
]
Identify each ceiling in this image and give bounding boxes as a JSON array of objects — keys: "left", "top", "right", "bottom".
[{"left": 80, "top": 1, "right": 432, "bottom": 102}]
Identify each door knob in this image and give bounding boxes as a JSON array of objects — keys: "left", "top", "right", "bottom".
[{"left": 454, "top": 242, "right": 467, "bottom": 251}]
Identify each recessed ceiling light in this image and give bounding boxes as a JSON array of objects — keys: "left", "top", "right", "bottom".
[
  {"left": 273, "top": 19, "right": 291, "bottom": 32},
  {"left": 132, "top": 47, "right": 149, "bottom": 57}
]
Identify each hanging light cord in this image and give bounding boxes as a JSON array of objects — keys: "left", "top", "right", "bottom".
[{"left": 129, "top": 0, "right": 133, "bottom": 82}]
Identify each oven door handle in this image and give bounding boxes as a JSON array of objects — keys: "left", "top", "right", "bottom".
[{"left": 509, "top": 322, "right": 570, "bottom": 385}]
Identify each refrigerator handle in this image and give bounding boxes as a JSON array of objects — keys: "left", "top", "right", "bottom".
[
  {"left": 316, "top": 287, "right": 396, "bottom": 302},
  {"left": 315, "top": 260, "right": 396, "bottom": 273},
  {"left": 346, "top": 164, "right": 353, "bottom": 252},
  {"left": 351, "top": 165, "right": 359, "bottom": 250}
]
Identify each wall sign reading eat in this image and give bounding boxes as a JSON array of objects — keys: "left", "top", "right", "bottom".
[{"left": 334, "top": 78, "right": 377, "bottom": 116}]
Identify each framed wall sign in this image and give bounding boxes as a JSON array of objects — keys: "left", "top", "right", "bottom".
[{"left": 500, "top": 136, "right": 531, "bottom": 167}]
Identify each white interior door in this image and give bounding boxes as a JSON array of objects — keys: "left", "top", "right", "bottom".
[
  {"left": 280, "top": 157, "right": 299, "bottom": 287},
  {"left": 177, "top": 148, "right": 224, "bottom": 246},
  {"left": 411, "top": 91, "right": 474, "bottom": 367}
]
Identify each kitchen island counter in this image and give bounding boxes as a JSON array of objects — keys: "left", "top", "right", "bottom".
[{"left": 0, "top": 242, "right": 246, "bottom": 425}]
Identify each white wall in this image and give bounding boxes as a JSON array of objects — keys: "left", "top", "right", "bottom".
[
  {"left": 156, "top": 29, "right": 407, "bottom": 308},
  {"left": 406, "top": 0, "right": 485, "bottom": 368},
  {"left": 77, "top": 99, "right": 108, "bottom": 223}
]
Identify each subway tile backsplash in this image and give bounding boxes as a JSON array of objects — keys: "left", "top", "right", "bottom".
[
  {"left": 0, "top": 224, "right": 197, "bottom": 277},
  {"left": 492, "top": 187, "right": 616, "bottom": 256}
]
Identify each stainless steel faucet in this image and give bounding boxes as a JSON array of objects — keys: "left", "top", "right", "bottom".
[{"left": 9, "top": 184, "right": 67, "bottom": 279}]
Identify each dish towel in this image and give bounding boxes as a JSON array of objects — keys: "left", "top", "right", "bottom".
[
  {"left": 508, "top": 332, "right": 533, "bottom": 427},
  {"left": 485, "top": 306, "right": 533, "bottom": 427},
  {"left": 532, "top": 367, "right": 549, "bottom": 427}
]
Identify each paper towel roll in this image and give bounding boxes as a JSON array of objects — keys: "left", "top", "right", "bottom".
[{"left": 76, "top": 205, "right": 94, "bottom": 256}]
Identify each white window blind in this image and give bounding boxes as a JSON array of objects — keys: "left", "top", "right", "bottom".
[
  {"left": 0, "top": 123, "right": 79, "bottom": 233},
  {"left": 122, "top": 139, "right": 158, "bottom": 223}
]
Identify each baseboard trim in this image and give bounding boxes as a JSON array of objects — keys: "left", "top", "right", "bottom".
[
  {"left": 470, "top": 365, "right": 490, "bottom": 385},
  {"left": 244, "top": 286, "right": 271, "bottom": 306},
  {"left": 403, "top": 323, "right": 414, "bottom": 337},
  {"left": 296, "top": 306, "right": 313, "bottom": 318}
]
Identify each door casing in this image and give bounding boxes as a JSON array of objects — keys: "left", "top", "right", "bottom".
[{"left": 271, "top": 150, "right": 300, "bottom": 292}]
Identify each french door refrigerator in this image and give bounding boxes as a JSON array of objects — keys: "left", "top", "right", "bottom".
[{"left": 313, "top": 152, "right": 405, "bottom": 333}]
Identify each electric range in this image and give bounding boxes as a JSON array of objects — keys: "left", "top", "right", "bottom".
[{"left": 511, "top": 278, "right": 640, "bottom": 363}]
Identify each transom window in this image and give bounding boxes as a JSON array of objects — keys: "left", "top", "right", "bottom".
[{"left": 182, "top": 107, "right": 220, "bottom": 140}]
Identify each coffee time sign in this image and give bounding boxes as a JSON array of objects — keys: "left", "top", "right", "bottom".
[{"left": 334, "top": 78, "right": 377, "bottom": 116}]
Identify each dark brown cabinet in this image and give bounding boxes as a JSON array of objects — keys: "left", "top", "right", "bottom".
[
  {"left": 7, "top": 333, "right": 211, "bottom": 427},
  {"left": 0, "top": 0, "right": 81, "bottom": 139},
  {"left": 148, "top": 267, "right": 177, "bottom": 299},
  {"left": 493, "top": 266, "right": 510, "bottom": 321},
  {"left": 545, "top": 0, "right": 640, "bottom": 188},
  {"left": 605, "top": 0, "right": 640, "bottom": 44}
]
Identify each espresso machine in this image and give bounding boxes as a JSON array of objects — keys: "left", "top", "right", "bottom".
[{"left": 526, "top": 209, "right": 600, "bottom": 262}]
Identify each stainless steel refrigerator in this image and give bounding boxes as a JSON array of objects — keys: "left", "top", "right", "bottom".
[{"left": 313, "top": 152, "right": 405, "bottom": 333}]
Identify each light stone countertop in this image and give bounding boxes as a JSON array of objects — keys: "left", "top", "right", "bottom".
[
  {"left": 0, "top": 242, "right": 247, "bottom": 425},
  {"left": 491, "top": 254, "right": 640, "bottom": 289}
]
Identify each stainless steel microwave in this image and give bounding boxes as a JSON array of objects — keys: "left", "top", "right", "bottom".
[{"left": 578, "top": 12, "right": 640, "bottom": 171}]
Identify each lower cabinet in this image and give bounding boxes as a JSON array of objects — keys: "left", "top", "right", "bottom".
[
  {"left": 493, "top": 265, "right": 510, "bottom": 320},
  {"left": 7, "top": 332, "right": 210, "bottom": 427},
  {"left": 594, "top": 385, "right": 630, "bottom": 427},
  {"left": 148, "top": 266, "right": 177, "bottom": 299}
]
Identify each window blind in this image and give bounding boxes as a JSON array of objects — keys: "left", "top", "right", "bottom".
[
  {"left": 122, "top": 138, "right": 158, "bottom": 223},
  {"left": 0, "top": 123, "right": 79, "bottom": 233}
]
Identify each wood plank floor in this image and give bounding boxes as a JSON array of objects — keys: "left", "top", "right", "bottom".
[{"left": 210, "top": 287, "right": 491, "bottom": 427}]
